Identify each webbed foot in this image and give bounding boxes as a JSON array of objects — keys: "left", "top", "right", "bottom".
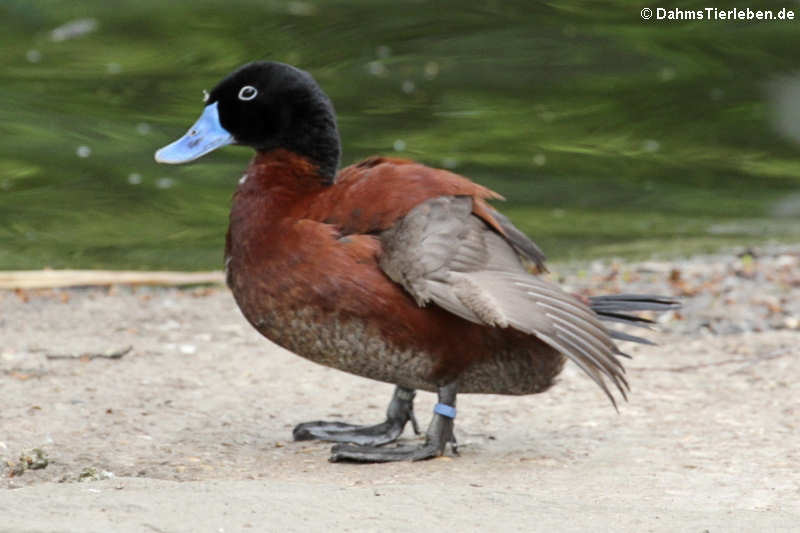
[
  {"left": 293, "top": 386, "right": 418, "bottom": 446},
  {"left": 329, "top": 383, "right": 458, "bottom": 463}
]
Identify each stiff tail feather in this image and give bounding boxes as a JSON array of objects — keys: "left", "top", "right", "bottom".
[{"left": 589, "top": 294, "right": 680, "bottom": 345}]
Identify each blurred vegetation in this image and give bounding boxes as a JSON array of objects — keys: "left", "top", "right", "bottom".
[{"left": 1, "top": 0, "right": 799, "bottom": 270}]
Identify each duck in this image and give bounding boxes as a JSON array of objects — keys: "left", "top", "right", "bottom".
[{"left": 155, "top": 61, "right": 678, "bottom": 462}]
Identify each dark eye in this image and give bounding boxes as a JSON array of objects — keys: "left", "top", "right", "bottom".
[{"left": 238, "top": 85, "right": 258, "bottom": 101}]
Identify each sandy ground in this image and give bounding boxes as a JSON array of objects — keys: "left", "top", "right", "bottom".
[{"left": 1, "top": 249, "right": 799, "bottom": 532}]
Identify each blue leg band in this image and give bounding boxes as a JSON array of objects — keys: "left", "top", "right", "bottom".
[{"left": 433, "top": 403, "right": 456, "bottom": 419}]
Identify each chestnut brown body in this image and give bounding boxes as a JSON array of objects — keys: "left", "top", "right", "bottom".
[{"left": 224, "top": 150, "right": 566, "bottom": 394}]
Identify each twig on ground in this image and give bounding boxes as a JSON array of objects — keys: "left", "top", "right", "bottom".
[
  {"left": 727, "top": 347, "right": 794, "bottom": 375},
  {"left": 45, "top": 345, "right": 132, "bottom": 361},
  {"left": 633, "top": 347, "right": 794, "bottom": 374},
  {"left": 0, "top": 270, "right": 224, "bottom": 289}
]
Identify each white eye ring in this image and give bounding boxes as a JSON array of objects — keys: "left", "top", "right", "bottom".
[
  {"left": 202, "top": 90, "right": 209, "bottom": 103},
  {"left": 238, "top": 85, "right": 258, "bottom": 101}
]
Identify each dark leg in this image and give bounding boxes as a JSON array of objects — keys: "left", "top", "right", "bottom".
[
  {"left": 329, "top": 382, "right": 458, "bottom": 463},
  {"left": 293, "top": 386, "right": 419, "bottom": 446}
]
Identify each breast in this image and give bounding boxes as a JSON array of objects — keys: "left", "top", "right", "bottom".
[{"left": 232, "top": 291, "right": 441, "bottom": 391}]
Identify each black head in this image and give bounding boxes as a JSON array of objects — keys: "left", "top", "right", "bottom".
[{"left": 156, "top": 61, "right": 341, "bottom": 182}]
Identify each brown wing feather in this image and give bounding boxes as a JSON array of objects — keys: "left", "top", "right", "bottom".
[{"left": 378, "top": 195, "right": 628, "bottom": 407}]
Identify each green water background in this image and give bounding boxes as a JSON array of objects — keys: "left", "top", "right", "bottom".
[{"left": 2, "top": 0, "right": 800, "bottom": 270}]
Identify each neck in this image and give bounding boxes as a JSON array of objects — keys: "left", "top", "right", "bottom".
[
  {"left": 282, "top": 92, "right": 341, "bottom": 183},
  {"left": 227, "top": 149, "right": 325, "bottom": 265},
  {"left": 246, "top": 149, "right": 327, "bottom": 194}
]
